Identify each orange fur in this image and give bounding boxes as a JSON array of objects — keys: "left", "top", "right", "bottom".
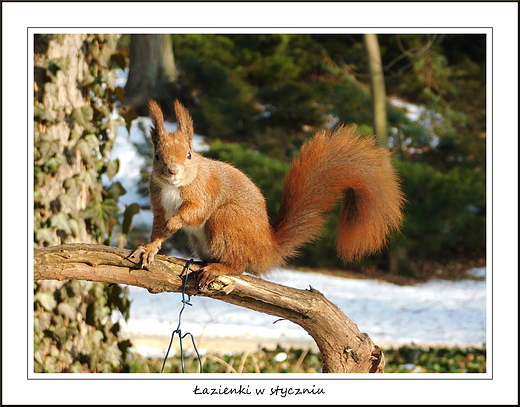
[{"left": 274, "top": 126, "right": 404, "bottom": 261}]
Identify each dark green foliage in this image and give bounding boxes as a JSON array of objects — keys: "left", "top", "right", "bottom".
[
  {"left": 383, "top": 345, "right": 486, "bottom": 373},
  {"left": 379, "top": 34, "right": 487, "bottom": 171},
  {"left": 129, "top": 346, "right": 323, "bottom": 373},
  {"left": 123, "top": 345, "right": 486, "bottom": 373},
  {"left": 171, "top": 34, "right": 348, "bottom": 149},
  {"left": 395, "top": 160, "right": 486, "bottom": 258},
  {"left": 256, "top": 82, "right": 322, "bottom": 134},
  {"left": 170, "top": 33, "right": 486, "bottom": 169}
]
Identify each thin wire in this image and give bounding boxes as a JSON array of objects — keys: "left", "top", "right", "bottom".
[{"left": 161, "top": 259, "right": 203, "bottom": 373}]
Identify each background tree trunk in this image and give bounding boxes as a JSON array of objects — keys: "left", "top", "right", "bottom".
[
  {"left": 124, "top": 34, "right": 177, "bottom": 115},
  {"left": 34, "top": 244, "right": 386, "bottom": 374},
  {"left": 364, "top": 34, "right": 418, "bottom": 277},
  {"left": 364, "top": 33, "right": 388, "bottom": 146}
]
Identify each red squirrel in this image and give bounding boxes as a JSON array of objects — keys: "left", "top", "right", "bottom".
[{"left": 130, "top": 100, "right": 404, "bottom": 286}]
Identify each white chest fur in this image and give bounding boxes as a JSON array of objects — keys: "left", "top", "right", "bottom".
[
  {"left": 160, "top": 184, "right": 183, "bottom": 219},
  {"left": 159, "top": 184, "right": 212, "bottom": 260}
]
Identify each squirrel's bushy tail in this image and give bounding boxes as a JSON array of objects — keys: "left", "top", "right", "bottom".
[{"left": 273, "top": 126, "right": 404, "bottom": 263}]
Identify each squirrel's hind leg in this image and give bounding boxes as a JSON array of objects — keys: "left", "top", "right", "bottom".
[
  {"left": 195, "top": 207, "right": 277, "bottom": 286},
  {"left": 195, "top": 263, "right": 241, "bottom": 287}
]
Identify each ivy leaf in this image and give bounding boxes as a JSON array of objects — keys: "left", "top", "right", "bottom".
[
  {"left": 82, "top": 202, "right": 105, "bottom": 233},
  {"left": 57, "top": 302, "right": 77, "bottom": 320},
  {"left": 68, "top": 129, "right": 82, "bottom": 141},
  {"left": 103, "top": 70, "right": 118, "bottom": 90},
  {"left": 59, "top": 193, "right": 76, "bottom": 212},
  {"left": 53, "top": 325, "right": 68, "bottom": 344},
  {"left": 110, "top": 53, "right": 127, "bottom": 70},
  {"left": 78, "top": 168, "right": 98, "bottom": 189},
  {"left": 82, "top": 197, "right": 119, "bottom": 235},
  {"left": 75, "top": 139, "right": 92, "bottom": 163},
  {"left": 122, "top": 203, "right": 140, "bottom": 235},
  {"left": 102, "top": 345, "right": 122, "bottom": 365},
  {"left": 63, "top": 177, "right": 79, "bottom": 196},
  {"left": 68, "top": 219, "right": 80, "bottom": 237},
  {"left": 71, "top": 106, "right": 94, "bottom": 128},
  {"left": 35, "top": 228, "right": 55, "bottom": 245},
  {"left": 103, "top": 198, "right": 121, "bottom": 216},
  {"left": 113, "top": 86, "right": 126, "bottom": 104},
  {"left": 105, "top": 159, "right": 119, "bottom": 180},
  {"left": 81, "top": 74, "right": 96, "bottom": 87},
  {"left": 121, "top": 107, "right": 138, "bottom": 133},
  {"left": 34, "top": 104, "right": 57, "bottom": 123},
  {"left": 43, "top": 156, "right": 64, "bottom": 174},
  {"left": 37, "top": 141, "right": 52, "bottom": 160},
  {"left": 34, "top": 311, "right": 52, "bottom": 332},
  {"left": 69, "top": 361, "right": 84, "bottom": 373},
  {"left": 50, "top": 213, "right": 72, "bottom": 235},
  {"left": 34, "top": 292, "right": 57, "bottom": 312},
  {"left": 84, "top": 133, "right": 100, "bottom": 151},
  {"left": 106, "top": 181, "right": 126, "bottom": 199}
]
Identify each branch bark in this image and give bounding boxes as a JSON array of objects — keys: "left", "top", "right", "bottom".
[{"left": 34, "top": 244, "right": 385, "bottom": 373}]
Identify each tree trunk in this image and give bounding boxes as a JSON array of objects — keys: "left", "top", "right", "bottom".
[
  {"left": 34, "top": 244, "right": 386, "bottom": 373},
  {"left": 34, "top": 34, "right": 133, "bottom": 373},
  {"left": 125, "top": 34, "right": 177, "bottom": 114},
  {"left": 34, "top": 34, "right": 95, "bottom": 245},
  {"left": 364, "top": 33, "right": 388, "bottom": 146},
  {"left": 364, "top": 34, "right": 417, "bottom": 276}
]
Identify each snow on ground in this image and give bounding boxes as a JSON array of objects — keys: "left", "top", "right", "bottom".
[{"left": 118, "top": 267, "right": 486, "bottom": 356}]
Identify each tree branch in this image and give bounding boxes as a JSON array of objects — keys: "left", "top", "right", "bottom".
[{"left": 34, "top": 243, "right": 385, "bottom": 373}]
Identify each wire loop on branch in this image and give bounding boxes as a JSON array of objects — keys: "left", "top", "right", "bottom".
[{"left": 161, "top": 259, "right": 203, "bottom": 373}]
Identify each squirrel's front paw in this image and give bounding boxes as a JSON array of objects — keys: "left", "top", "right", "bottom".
[{"left": 129, "top": 243, "right": 161, "bottom": 268}]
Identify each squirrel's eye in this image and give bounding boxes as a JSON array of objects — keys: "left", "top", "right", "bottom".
[
  {"left": 154, "top": 153, "right": 160, "bottom": 161},
  {"left": 187, "top": 151, "right": 192, "bottom": 160}
]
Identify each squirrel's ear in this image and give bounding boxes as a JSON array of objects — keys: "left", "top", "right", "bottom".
[
  {"left": 173, "top": 100, "right": 194, "bottom": 143},
  {"left": 148, "top": 100, "right": 165, "bottom": 146}
]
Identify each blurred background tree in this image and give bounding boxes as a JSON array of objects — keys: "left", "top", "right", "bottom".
[
  {"left": 34, "top": 33, "right": 137, "bottom": 372},
  {"left": 364, "top": 33, "right": 388, "bottom": 145},
  {"left": 124, "top": 34, "right": 177, "bottom": 116},
  {"left": 119, "top": 33, "right": 486, "bottom": 277}
]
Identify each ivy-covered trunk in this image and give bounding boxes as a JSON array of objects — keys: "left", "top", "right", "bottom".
[{"left": 33, "top": 34, "right": 133, "bottom": 373}]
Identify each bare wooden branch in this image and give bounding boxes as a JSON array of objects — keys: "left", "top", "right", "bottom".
[{"left": 34, "top": 243, "right": 385, "bottom": 373}]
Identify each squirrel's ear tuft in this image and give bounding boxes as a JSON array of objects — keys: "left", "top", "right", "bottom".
[
  {"left": 173, "top": 100, "right": 194, "bottom": 141},
  {"left": 148, "top": 100, "right": 165, "bottom": 146}
]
